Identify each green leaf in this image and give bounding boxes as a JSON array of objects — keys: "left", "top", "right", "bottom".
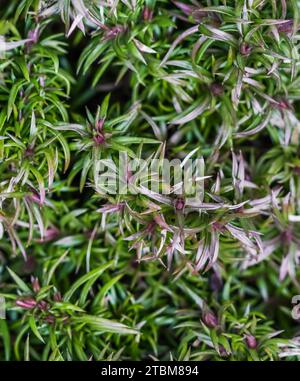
[
  {"left": 52, "top": 302, "right": 85, "bottom": 313},
  {"left": 113, "top": 137, "right": 159, "bottom": 145},
  {"left": 29, "top": 316, "right": 45, "bottom": 344},
  {"left": 100, "top": 93, "right": 111, "bottom": 119},
  {"left": 0, "top": 320, "right": 11, "bottom": 361},
  {"left": 24, "top": 335, "right": 30, "bottom": 361},
  {"left": 64, "top": 261, "right": 113, "bottom": 302},
  {"left": 7, "top": 80, "right": 26, "bottom": 120},
  {"left": 7, "top": 267, "right": 31, "bottom": 293},
  {"left": 15, "top": 56, "right": 30, "bottom": 81},
  {"left": 94, "top": 274, "right": 123, "bottom": 307},
  {"left": 73, "top": 315, "right": 139, "bottom": 335},
  {"left": 0, "top": 108, "right": 6, "bottom": 132}
]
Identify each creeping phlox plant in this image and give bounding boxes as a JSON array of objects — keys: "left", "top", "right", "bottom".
[{"left": 0, "top": 0, "right": 300, "bottom": 361}]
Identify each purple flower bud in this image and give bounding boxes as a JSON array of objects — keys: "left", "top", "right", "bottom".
[
  {"left": 277, "top": 20, "right": 294, "bottom": 34},
  {"left": 53, "top": 292, "right": 62, "bottom": 302},
  {"left": 245, "top": 334, "right": 257, "bottom": 349},
  {"left": 210, "top": 83, "right": 224, "bottom": 97},
  {"left": 202, "top": 311, "right": 218, "bottom": 328},
  {"left": 103, "top": 25, "right": 124, "bottom": 40},
  {"left": 24, "top": 145, "right": 35, "bottom": 158},
  {"left": 93, "top": 133, "right": 105, "bottom": 145},
  {"left": 143, "top": 7, "right": 154, "bottom": 21},
  {"left": 16, "top": 298, "right": 37, "bottom": 309},
  {"left": 212, "top": 221, "right": 225, "bottom": 232},
  {"left": 31, "top": 276, "right": 40, "bottom": 293},
  {"left": 240, "top": 42, "right": 252, "bottom": 56},
  {"left": 37, "top": 300, "right": 49, "bottom": 311},
  {"left": 219, "top": 345, "right": 229, "bottom": 357},
  {"left": 174, "top": 197, "right": 185, "bottom": 211}
]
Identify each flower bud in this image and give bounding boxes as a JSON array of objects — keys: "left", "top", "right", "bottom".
[
  {"left": 240, "top": 42, "right": 252, "bottom": 56},
  {"left": 103, "top": 25, "right": 124, "bottom": 40},
  {"left": 202, "top": 311, "right": 218, "bottom": 328},
  {"left": 245, "top": 334, "right": 257, "bottom": 349},
  {"left": 93, "top": 133, "right": 105, "bottom": 145},
  {"left": 219, "top": 345, "right": 229, "bottom": 357},
  {"left": 53, "top": 292, "right": 62, "bottom": 302},
  {"left": 210, "top": 83, "right": 224, "bottom": 97},
  {"left": 16, "top": 298, "right": 37, "bottom": 310},
  {"left": 37, "top": 300, "right": 49, "bottom": 311},
  {"left": 174, "top": 197, "right": 185, "bottom": 211},
  {"left": 143, "top": 7, "right": 153, "bottom": 21},
  {"left": 31, "top": 276, "right": 40, "bottom": 293}
]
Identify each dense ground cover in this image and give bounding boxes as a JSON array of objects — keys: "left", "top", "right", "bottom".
[{"left": 0, "top": 0, "right": 300, "bottom": 361}]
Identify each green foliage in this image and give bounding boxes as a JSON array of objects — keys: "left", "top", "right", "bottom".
[{"left": 0, "top": 0, "right": 300, "bottom": 361}]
